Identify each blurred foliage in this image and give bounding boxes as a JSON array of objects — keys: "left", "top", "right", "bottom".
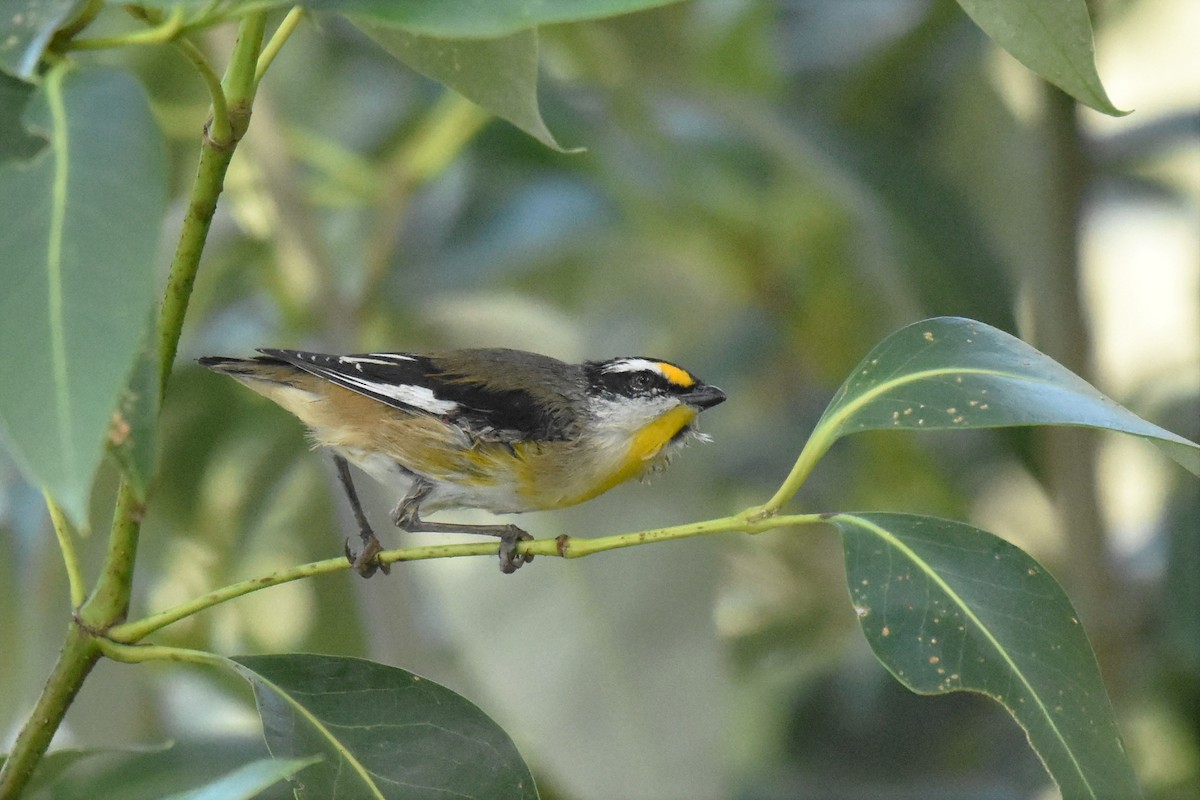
[{"left": 2, "top": 1, "right": 1198, "bottom": 798}]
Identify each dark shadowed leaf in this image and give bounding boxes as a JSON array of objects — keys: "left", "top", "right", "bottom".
[
  {"left": 832, "top": 512, "right": 1142, "bottom": 799},
  {"left": 2, "top": 739, "right": 291, "bottom": 800},
  {"left": 0, "top": 73, "right": 44, "bottom": 163},
  {"left": 954, "top": 0, "right": 1126, "bottom": 115},
  {"left": 809, "top": 317, "right": 1198, "bottom": 474},
  {"left": 352, "top": 23, "right": 571, "bottom": 151},
  {"left": 0, "top": 0, "right": 78, "bottom": 79},
  {"left": 0, "top": 64, "right": 166, "bottom": 526},
  {"left": 233, "top": 653, "right": 538, "bottom": 800}
]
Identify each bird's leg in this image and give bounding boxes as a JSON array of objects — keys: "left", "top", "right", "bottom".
[
  {"left": 333, "top": 454, "right": 389, "bottom": 578},
  {"left": 391, "top": 478, "right": 533, "bottom": 574}
]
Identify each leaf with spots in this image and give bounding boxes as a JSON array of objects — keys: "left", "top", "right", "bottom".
[
  {"left": 831, "top": 512, "right": 1141, "bottom": 799},
  {"left": 232, "top": 653, "right": 539, "bottom": 800},
  {"left": 806, "top": 317, "right": 1198, "bottom": 475}
]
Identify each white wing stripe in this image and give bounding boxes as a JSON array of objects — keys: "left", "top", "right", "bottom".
[{"left": 335, "top": 373, "right": 459, "bottom": 414}]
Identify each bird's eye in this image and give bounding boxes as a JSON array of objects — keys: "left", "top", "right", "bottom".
[{"left": 629, "top": 372, "right": 654, "bottom": 392}]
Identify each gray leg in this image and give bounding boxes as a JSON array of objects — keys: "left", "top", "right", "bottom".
[
  {"left": 391, "top": 477, "right": 533, "bottom": 574},
  {"left": 334, "top": 455, "right": 389, "bottom": 578}
]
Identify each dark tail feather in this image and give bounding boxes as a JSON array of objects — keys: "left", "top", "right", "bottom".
[{"left": 198, "top": 354, "right": 289, "bottom": 376}]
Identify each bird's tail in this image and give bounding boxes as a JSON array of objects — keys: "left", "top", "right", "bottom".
[{"left": 198, "top": 354, "right": 286, "bottom": 376}]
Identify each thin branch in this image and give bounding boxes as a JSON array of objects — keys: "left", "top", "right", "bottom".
[
  {"left": 0, "top": 626, "right": 100, "bottom": 796},
  {"left": 157, "top": 13, "right": 267, "bottom": 399},
  {"left": 174, "top": 38, "right": 232, "bottom": 147},
  {"left": 65, "top": 7, "right": 186, "bottom": 51},
  {"left": 97, "top": 639, "right": 230, "bottom": 669},
  {"left": 255, "top": 6, "right": 306, "bottom": 85},
  {"left": 45, "top": 492, "right": 86, "bottom": 609},
  {"left": 108, "top": 512, "right": 824, "bottom": 643}
]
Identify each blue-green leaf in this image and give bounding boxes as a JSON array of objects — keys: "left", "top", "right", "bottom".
[
  {"left": 0, "top": 0, "right": 78, "bottom": 79},
  {"left": 0, "top": 64, "right": 166, "bottom": 525}
]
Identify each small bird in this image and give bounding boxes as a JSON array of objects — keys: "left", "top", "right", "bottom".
[{"left": 199, "top": 348, "right": 725, "bottom": 576}]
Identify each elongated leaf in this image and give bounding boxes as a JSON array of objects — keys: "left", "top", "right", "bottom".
[
  {"left": 325, "top": 0, "right": 683, "bottom": 36},
  {"left": 160, "top": 756, "right": 321, "bottom": 800},
  {"left": 2, "top": 739, "right": 279, "bottom": 800},
  {"left": 233, "top": 653, "right": 538, "bottom": 800},
  {"left": 0, "top": 0, "right": 78, "bottom": 79},
  {"left": 353, "top": 23, "right": 571, "bottom": 151},
  {"left": 955, "top": 0, "right": 1126, "bottom": 116},
  {"left": 810, "top": 317, "right": 1198, "bottom": 474},
  {"left": 0, "top": 64, "right": 166, "bottom": 526},
  {"left": 832, "top": 512, "right": 1141, "bottom": 799},
  {"left": 136, "top": 0, "right": 684, "bottom": 38}
]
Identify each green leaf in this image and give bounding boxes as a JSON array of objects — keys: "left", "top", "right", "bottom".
[
  {"left": 831, "top": 512, "right": 1142, "bottom": 799},
  {"left": 0, "top": 0, "right": 79, "bottom": 79},
  {"left": 2, "top": 738, "right": 290, "bottom": 800},
  {"left": 105, "top": 327, "right": 159, "bottom": 502},
  {"left": 810, "top": 317, "right": 1198, "bottom": 475},
  {"left": 159, "top": 756, "right": 322, "bottom": 800},
  {"left": 133, "top": 0, "right": 685, "bottom": 38},
  {"left": 352, "top": 23, "right": 571, "bottom": 151},
  {"left": 954, "top": 0, "right": 1127, "bottom": 116},
  {"left": 233, "top": 653, "right": 539, "bottom": 800},
  {"left": 0, "top": 64, "right": 166, "bottom": 526},
  {"left": 0, "top": 73, "right": 44, "bottom": 164}
]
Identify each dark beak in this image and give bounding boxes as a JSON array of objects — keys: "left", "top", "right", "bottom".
[{"left": 685, "top": 383, "right": 726, "bottom": 410}]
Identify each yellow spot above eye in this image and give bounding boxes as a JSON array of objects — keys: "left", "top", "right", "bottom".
[{"left": 656, "top": 362, "right": 695, "bottom": 388}]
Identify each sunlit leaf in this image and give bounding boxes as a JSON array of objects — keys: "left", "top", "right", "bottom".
[
  {"left": 0, "top": 64, "right": 166, "bottom": 526},
  {"left": 809, "top": 317, "right": 1198, "bottom": 475},
  {"left": 954, "top": 0, "right": 1127, "bottom": 116},
  {"left": 233, "top": 653, "right": 539, "bottom": 800},
  {"left": 832, "top": 512, "right": 1142, "bottom": 798},
  {"left": 353, "top": 24, "right": 572, "bottom": 151},
  {"left": 0, "top": 0, "right": 78, "bottom": 79},
  {"left": 159, "top": 756, "right": 321, "bottom": 800}
]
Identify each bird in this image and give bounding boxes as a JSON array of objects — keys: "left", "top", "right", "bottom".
[{"left": 199, "top": 347, "right": 726, "bottom": 576}]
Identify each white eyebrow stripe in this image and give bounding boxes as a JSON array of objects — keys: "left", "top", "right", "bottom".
[
  {"left": 334, "top": 373, "right": 459, "bottom": 414},
  {"left": 602, "top": 358, "right": 662, "bottom": 375}
]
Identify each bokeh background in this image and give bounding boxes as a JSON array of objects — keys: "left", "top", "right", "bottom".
[{"left": 2, "top": 1, "right": 1197, "bottom": 798}]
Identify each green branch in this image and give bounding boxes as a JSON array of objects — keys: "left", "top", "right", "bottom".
[
  {"left": 0, "top": 626, "right": 100, "bottom": 797},
  {"left": 256, "top": 7, "right": 306, "bottom": 85},
  {"left": 108, "top": 512, "right": 824, "bottom": 643},
  {"left": 65, "top": 7, "right": 186, "bottom": 51},
  {"left": 0, "top": 15, "right": 272, "bottom": 799},
  {"left": 45, "top": 492, "right": 85, "bottom": 609}
]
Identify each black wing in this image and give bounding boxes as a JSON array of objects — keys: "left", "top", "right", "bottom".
[{"left": 258, "top": 349, "right": 577, "bottom": 441}]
